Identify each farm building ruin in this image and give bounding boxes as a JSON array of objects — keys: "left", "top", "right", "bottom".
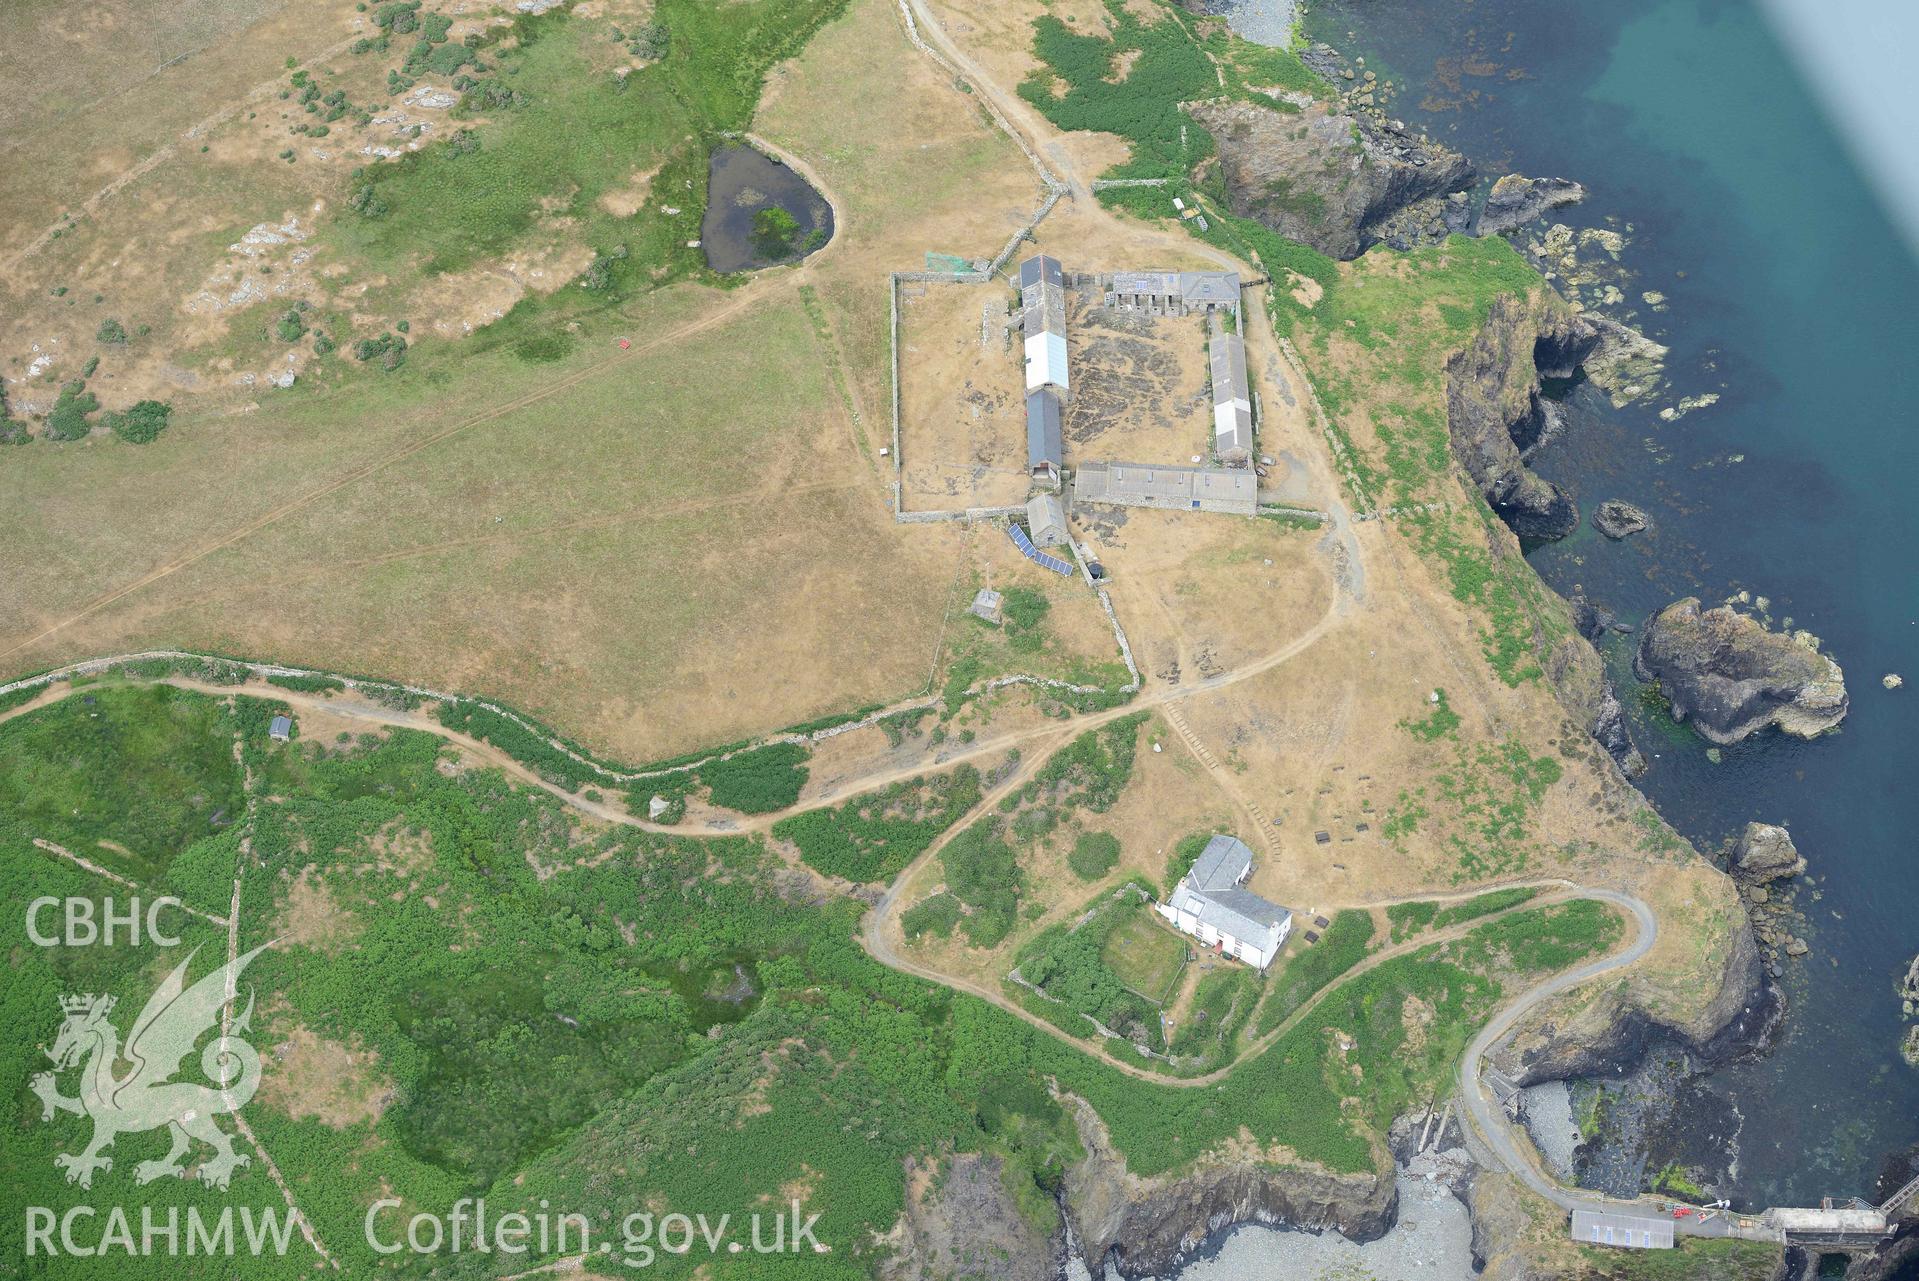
[
  {"left": 1073, "top": 461, "right": 1258, "bottom": 516},
  {"left": 1156, "top": 835, "right": 1292, "bottom": 970}
]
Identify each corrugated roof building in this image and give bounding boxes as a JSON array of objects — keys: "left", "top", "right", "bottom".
[
  {"left": 1156, "top": 835, "right": 1292, "bottom": 970},
  {"left": 1210, "top": 332, "right": 1253, "bottom": 463},
  {"left": 1570, "top": 1212, "right": 1674, "bottom": 1251},
  {"left": 1073, "top": 461, "right": 1257, "bottom": 516},
  {"left": 1020, "top": 254, "right": 1069, "bottom": 395},
  {"left": 1026, "top": 389, "right": 1063, "bottom": 486}
]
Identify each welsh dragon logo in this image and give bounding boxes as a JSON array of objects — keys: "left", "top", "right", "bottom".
[{"left": 32, "top": 942, "right": 271, "bottom": 1191}]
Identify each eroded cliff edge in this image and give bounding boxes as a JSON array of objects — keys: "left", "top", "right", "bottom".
[{"left": 1060, "top": 1101, "right": 1396, "bottom": 1277}]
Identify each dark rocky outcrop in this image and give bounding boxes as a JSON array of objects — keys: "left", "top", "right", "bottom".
[
  {"left": 1838, "top": 1220, "right": 1919, "bottom": 1281},
  {"left": 1542, "top": 622, "right": 1646, "bottom": 777},
  {"left": 1733, "top": 822, "right": 1807, "bottom": 883},
  {"left": 1493, "top": 904, "right": 1782, "bottom": 1087},
  {"left": 1591, "top": 499, "right": 1649, "bottom": 539},
  {"left": 1188, "top": 98, "right": 1473, "bottom": 261},
  {"left": 1061, "top": 1100, "right": 1395, "bottom": 1277},
  {"left": 1567, "top": 584, "right": 1627, "bottom": 643},
  {"left": 1635, "top": 598, "right": 1849, "bottom": 744},
  {"left": 1581, "top": 312, "right": 1669, "bottom": 406},
  {"left": 1445, "top": 292, "right": 1602, "bottom": 540},
  {"left": 1475, "top": 174, "right": 1586, "bottom": 237}
]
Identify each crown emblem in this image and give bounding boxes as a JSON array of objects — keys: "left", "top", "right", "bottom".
[{"left": 60, "top": 993, "right": 113, "bottom": 1017}]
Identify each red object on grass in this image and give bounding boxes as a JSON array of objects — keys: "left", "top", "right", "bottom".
[{"left": 618, "top": 338, "right": 631, "bottom": 349}]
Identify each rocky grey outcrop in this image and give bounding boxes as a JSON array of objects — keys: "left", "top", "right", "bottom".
[
  {"left": 1581, "top": 313, "right": 1670, "bottom": 407},
  {"left": 1188, "top": 98, "right": 1473, "bottom": 261},
  {"left": 1901, "top": 954, "right": 1919, "bottom": 1010},
  {"left": 1476, "top": 174, "right": 1587, "bottom": 238},
  {"left": 1733, "top": 822, "right": 1807, "bottom": 882},
  {"left": 1635, "top": 598, "right": 1850, "bottom": 744},
  {"left": 1445, "top": 292, "right": 1602, "bottom": 540},
  {"left": 1592, "top": 499, "right": 1649, "bottom": 539},
  {"left": 1061, "top": 1099, "right": 1395, "bottom": 1277},
  {"left": 879, "top": 1153, "right": 1060, "bottom": 1281}
]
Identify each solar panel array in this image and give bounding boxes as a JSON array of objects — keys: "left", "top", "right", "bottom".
[{"left": 1008, "top": 524, "right": 1073, "bottom": 576}]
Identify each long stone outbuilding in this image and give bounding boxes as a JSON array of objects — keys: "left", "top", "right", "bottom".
[{"left": 1073, "top": 461, "right": 1258, "bottom": 516}]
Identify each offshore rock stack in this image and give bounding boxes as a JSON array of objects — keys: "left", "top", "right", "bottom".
[
  {"left": 1902, "top": 955, "right": 1919, "bottom": 1068},
  {"left": 1634, "top": 598, "right": 1849, "bottom": 744}
]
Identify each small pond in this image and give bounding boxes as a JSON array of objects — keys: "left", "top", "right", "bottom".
[{"left": 700, "top": 143, "right": 833, "bottom": 274}]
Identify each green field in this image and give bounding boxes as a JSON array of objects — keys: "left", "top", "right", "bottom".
[
  {"left": 0, "top": 682, "right": 1633, "bottom": 1277},
  {"left": 1100, "top": 909, "right": 1186, "bottom": 1002},
  {"left": 1256, "top": 908, "right": 1375, "bottom": 1034},
  {"left": 0, "top": 681, "right": 242, "bottom": 888}
]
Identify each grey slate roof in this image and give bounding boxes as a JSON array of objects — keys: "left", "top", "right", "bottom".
[
  {"left": 1189, "top": 834, "right": 1253, "bottom": 891},
  {"left": 1020, "top": 255, "right": 1067, "bottom": 339},
  {"left": 1211, "top": 333, "right": 1253, "bottom": 457},
  {"left": 1168, "top": 882, "right": 1290, "bottom": 947},
  {"left": 1020, "top": 254, "right": 1063, "bottom": 291},
  {"left": 1111, "top": 269, "right": 1179, "bottom": 296},
  {"left": 1075, "top": 462, "right": 1255, "bottom": 505},
  {"left": 1211, "top": 334, "right": 1249, "bottom": 405},
  {"left": 1025, "top": 493, "right": 1067, "bottom": 547},
  {"left": 1170, "top": 835, "right": 1291, "bottom": 946},
  {"left": 1026, "top": 389, "right": 1063, "bottom": 471},
  {"left": 1108, "top": 270, "right": 1240, "bottom": 308},
  {"left": 1178, "top": 271, "right": 1241, "bottom": 307}
]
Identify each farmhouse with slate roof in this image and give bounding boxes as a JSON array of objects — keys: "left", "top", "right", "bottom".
[{"left": 1156, "top": 835, "right": 1292, "bottom": 970}]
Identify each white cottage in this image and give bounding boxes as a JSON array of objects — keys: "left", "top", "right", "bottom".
[{"left": 1156, "top": 835, "right": 1292, "bottom": 970}]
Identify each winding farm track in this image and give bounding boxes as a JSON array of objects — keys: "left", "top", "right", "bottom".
[
  {"left": 1, "top": 658, "right": 1654, "bottom": 1107},
  {"left": 0, "top": 0, "right": 1681, "bottom": 1228}
]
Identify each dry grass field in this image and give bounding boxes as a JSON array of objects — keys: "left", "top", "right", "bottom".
[
  {"left": 895, "top": 279, "right": 1033, "bottom": 511},
  {"left": 0, "top": 0, "right": 1091, "bottom": 763},
  {"left": 0, "top": 0, "right": 1754, "bottom": 1078}
]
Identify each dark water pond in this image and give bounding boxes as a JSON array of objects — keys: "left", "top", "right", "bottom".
[{"left": 701, "top": 143, "right": 833, "bottom": 274}]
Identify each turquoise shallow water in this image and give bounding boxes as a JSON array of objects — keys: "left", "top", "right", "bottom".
[{"left": 1303, "top": 0, "right": 1919, "bottom": 1209}]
